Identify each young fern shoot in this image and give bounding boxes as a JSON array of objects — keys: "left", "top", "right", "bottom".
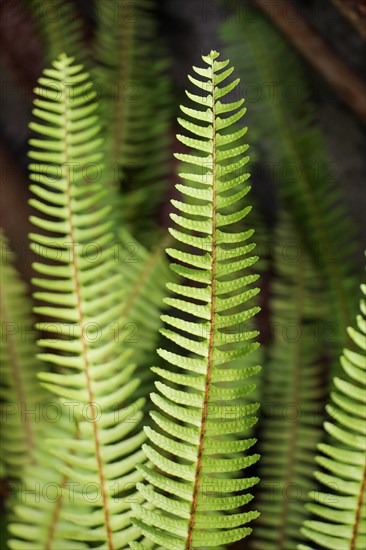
[
  {"left": 27, "top": 54, "right": 146, "bottom": 549},
  {"left": 133, "top": 50, "right": 261, "bottom": 549}
]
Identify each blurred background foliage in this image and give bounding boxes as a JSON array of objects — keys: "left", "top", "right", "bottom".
[{"left": 0, "top": 0, "right": 365, "bottom": 548}]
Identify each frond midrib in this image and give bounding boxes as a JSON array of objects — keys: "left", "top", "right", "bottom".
[
  {"left": 59, "top": 61, "right": 114, "bottom": 550},
  {"left": 122, "top": 241, "right": 165, "bottom": 319},
  {"left": 110, "top": 3, "right": 133, "bottom": 169},
  {"left": 45, "top": 472, "right": 67, "bottom": 550},
  {"left": 277, "top": 252, "right": 305, "bottom": 549},
  {"left": 46, "top": 2, "right": 65, "bottom": 59},
  {"left": 186, "top": 62, "right": 217, "bottom": 550},
  {"left": 99, "top": 0, "right": 134, "bottom": 171},
  {"left": 350, "top": 442, "right": 366, "bottom": 549}
]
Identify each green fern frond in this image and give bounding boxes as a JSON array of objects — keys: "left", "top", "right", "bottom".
[
  {"left": 221, "top": 8, "right": 357, "bottom": 343},
  {"left": 27, "top": 53, "right": 146, "bottom": 548},
  {"left": 299, "top": 281, "right": 366, "bottom": 550},
  {"left": 30, "top": 0, "right": 86, "bottom": 65},
  {"left": 133, "top": 50, "right": 261, "bottom": 549},
  {"left": 251, "top": 214, "right": 327, "bottom": 549},
  {"left": 0, "top": 231, "right": 48, "bottom": 479},
  {"left": 94, "top": 0, "right": 173, "bottom": 244}
]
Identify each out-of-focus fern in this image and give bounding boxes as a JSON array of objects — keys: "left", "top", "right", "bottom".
[
  {"left": 300, "top": 281, "right": 366, "bottom": 550},
  {"left": 118, "top": 228, "right": 171, "bottom": 390},
  {"left": 26, "top": 53, "right": 146, "bottom": 548},
  {"left": 133, "top": 50, "right": 261, "bottom": 549},
  {"left": 0, "top": 231, "right": 48, "bottom": 480},
  {"left": 29, "top": 0, "right": 86, "bottom": 65},
  {"left": 0, "top": 232, "right": 87, "bottom": 548},
  {"left": 221, "top": 7, "right": 357, "bottom": 345},
  {"left": 94, "top": 0, "right": 172, "bottom": 244},
  {"left": 251, "top": 215, "right": 327, "bottom": 549},
  {"left": 8, "top": 417, "right": 89, "bottom": 550}
]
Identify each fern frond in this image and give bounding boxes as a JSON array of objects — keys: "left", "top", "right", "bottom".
[
  {"left": 0, "top": 231, "right": 48, "bottom": 479},
  {"left": 133, "top": 50, "right": 261, "bottom": 549},
  {"left": 94, "top": 0, "right": 173, "bottom": 244},
  {"left": 251, "top": 214, "right": 327, "bottom": 549},
  {"left": 299, "top": 281, "right": 366, "bottom": 550},
  {"left": 221, "top": 8, "right": 358, "bottom": 343},
  {"left": 27, "top": 53, "right": 146, "bottom": 548},
  {"left": 30, "top": 0, "right": 86, "bottom": 65}
]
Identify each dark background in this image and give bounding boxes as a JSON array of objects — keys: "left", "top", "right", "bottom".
[{"left": 0, "top": 0, "right": 365, "bottom": 275}]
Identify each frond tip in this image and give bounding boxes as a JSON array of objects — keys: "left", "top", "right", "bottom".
[
  {"left": 133, "top": 51, "right": 261, "bottom": 549},
  {"left": 300, "top": 282, "right": 366, "bottom": 550}
]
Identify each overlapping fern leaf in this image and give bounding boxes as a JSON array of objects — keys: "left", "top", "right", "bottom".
[
  {"left": 94, "top": 0, "right": 172, "bottom": 244},
  {"left": 0, "top": 230, "right": 48, "bottom": 480},
  {"left": 132, "top": 50, "right": 262, "bottom": 549},
  {"left": 118, "top": 228, "right": 171, "bottom": 389},
  {"left": 0, "top": 231, "right": 88, "bottom": 548},
  {"left": 299, "top": 281, "right": 366, "bottom": 550},
  {"left": 251, "top": 214, "right": 328, "bottom": 549},
  {"left": 30, "top": 0, "right": 86, "bottom": 65},
  {"left": 221, "top": 7, "right": 357, "bottom": 344},
  {"left": 25, "top": 53, "right": 146, "bottom": 548},
  {"left": 8, "top": 416, "right": 89, "bottom": 550}
]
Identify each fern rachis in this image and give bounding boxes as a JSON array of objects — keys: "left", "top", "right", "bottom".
[{"left": 133, "top": 50, "right": 261, "bottom": 549}]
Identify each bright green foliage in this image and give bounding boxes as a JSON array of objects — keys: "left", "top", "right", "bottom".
[
  {"left": 27, "top": 54, "right": 146, "bottom": 548},
  {"left": 133, "top": 51, "right": 261, "bottom": 549},
  {"left": 300, "top": 282, "right": 366, "bottom": 550},
  {"left": 221, "top": 8, "right": 357, "bottom": 345},
  {"left": 252, "top": 215, "right": 327, "bottom": 549},
  {"left": 30, "top": 0, "right": 86, "bottom": 65},
  {"left": 94, "top": 0, "right": 172, "bottom": 244},
  {"left": 0, "top": 231, "right": 48, "bottom": 480}
]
